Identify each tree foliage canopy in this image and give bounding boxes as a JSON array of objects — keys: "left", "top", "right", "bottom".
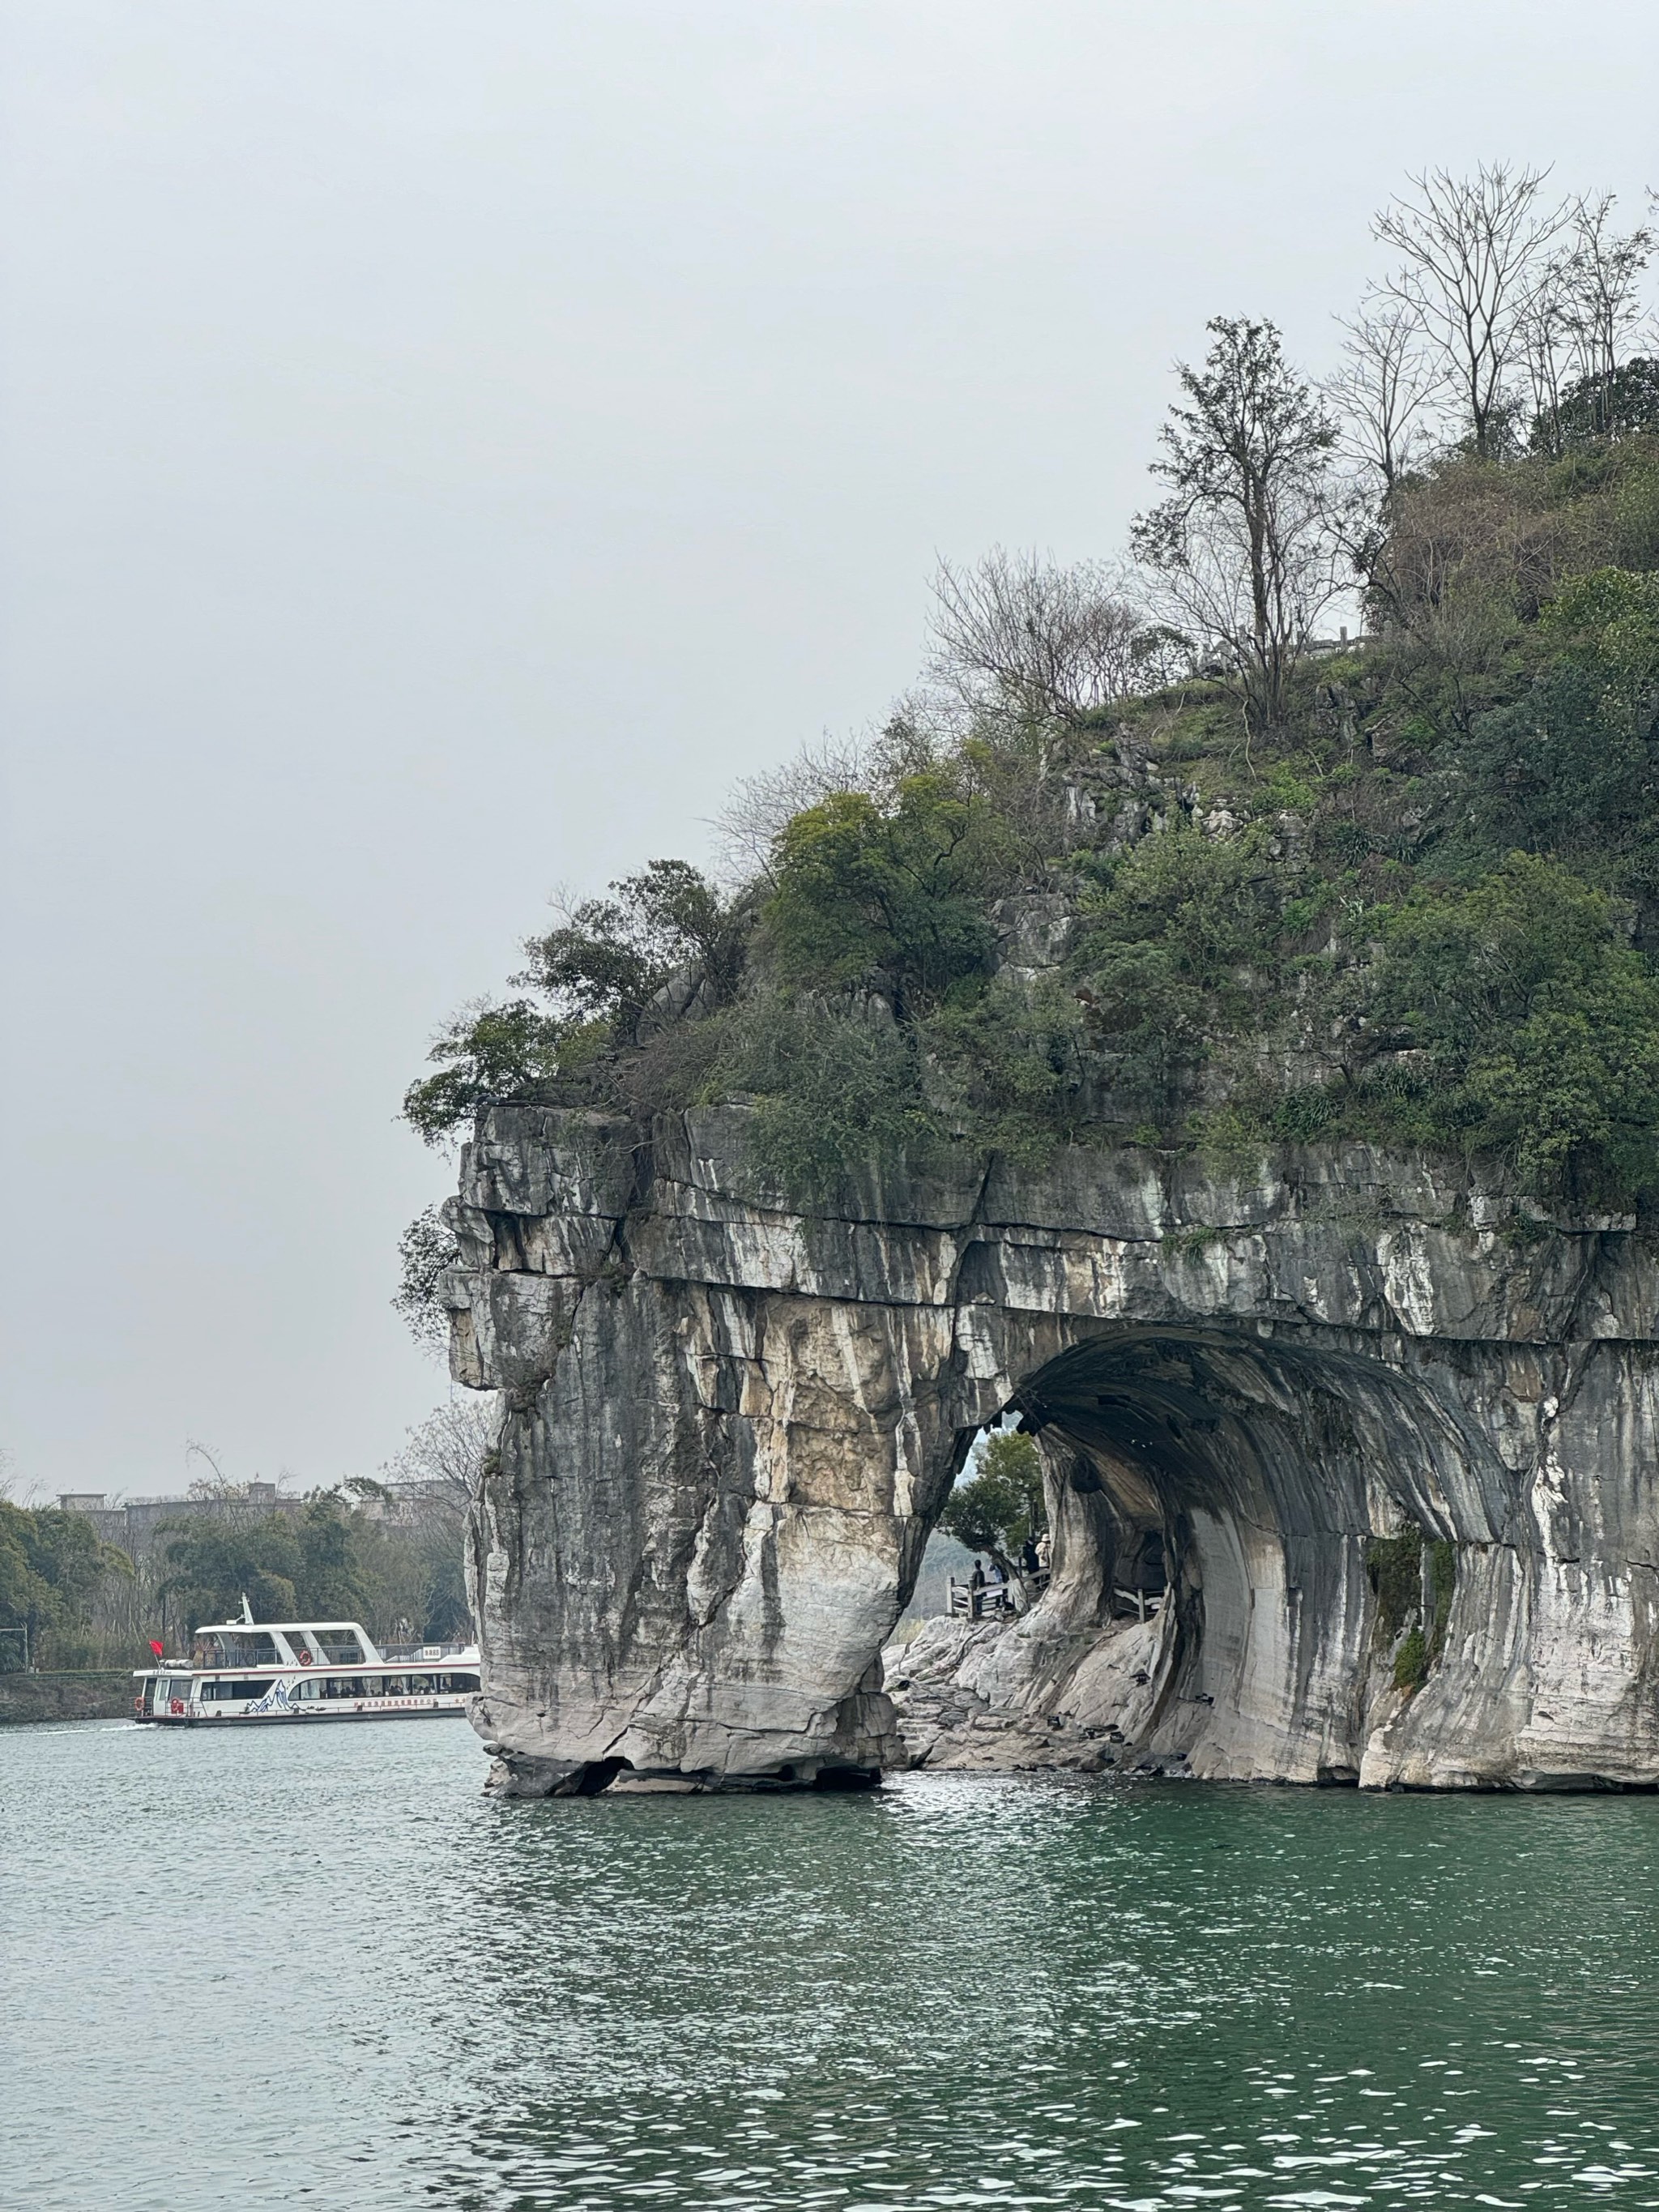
[
  {"left": 938, "top": 1433, "right": 1047, "bottom": 1573},
  {"left": 1371, "top": 854, "right": 1659, "bottom": 1202},
  {"left": 403, "top": 860, "right": 741, "bottom": 1145},
  {"left": 160, "top": 1494, "right": 369, "bottom": 1630},
  {"left": 764, "top": 775, "right": 1012, "bottom": 1010},
  {"left": 0, "top": 1505, "right": 129, "bottom": 1670}
]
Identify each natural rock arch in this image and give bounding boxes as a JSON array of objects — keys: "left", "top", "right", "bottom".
[
  {"left": 975, "top": 1329, "right": 1501, "bottom": 1787},
  {"left": 446, "top": 1104, "right": 1659, "bottom": 1793}
]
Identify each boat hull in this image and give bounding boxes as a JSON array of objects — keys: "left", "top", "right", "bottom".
[{"left": 138, "top": 1703, "right": 473, "bottom": 1726}]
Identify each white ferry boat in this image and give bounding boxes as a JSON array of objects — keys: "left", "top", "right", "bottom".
[{"left": 134, "top": 1608, "right": 480, "bottom": 1725}]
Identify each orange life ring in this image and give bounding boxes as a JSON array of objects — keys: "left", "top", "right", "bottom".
[
  {"left": 134, "top": 1695, "right": 144, "bottom": 1713},
  {"left": 297, "top": 1650, "right": 313, "bottom": 1665}
]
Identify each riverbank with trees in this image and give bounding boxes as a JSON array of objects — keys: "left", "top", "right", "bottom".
[{"left": 0, "top": 1399, "right": 488, "bottom": 1701}]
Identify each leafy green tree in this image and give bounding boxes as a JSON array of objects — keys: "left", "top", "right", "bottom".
[
  {"left": 402, "top": 999, "right": 567, "bottom": 1145},
  {"left": 764, "top": 774, "right": 1010, "bottom": 1011},
  {"left": 394, "top": 1202, "right": 459, "bottom": 1356},
  {"left": 1549, "top": 358, "right": 1659, "bottom": 449},
  {"left": 159, "top": 1513, "right": 304, "bottom": 1633},
  {"left": 938, "top": 1431, "right": 1047, "bottom": 1574},
  {"left": 403, "top": 860, "right": 742, "bottom": 1145},
  {"left": 158, "top": 1494, "right": 454, "bottom": 1644},
  {"left": 1449, "top": 664, "right": 1654, "bottom": 867},
  {"left": 1073, "top": 826, "right": 1286, "bottom": 1127},
  {"left": 1539, "top": 567, "right": 1659, "bottom": 728},
  {"left": 923, "top": 972, "right": 1090, "bottom": 1159},
  {"left": 0, "top": 1504, "right": 127, "bottom": 1669},
  {"left": 296, "top": 1494, "right": 368, "bottom": 1618},
  {"left": 520, "top": 857, "right": 746, "bottom": 1025}
]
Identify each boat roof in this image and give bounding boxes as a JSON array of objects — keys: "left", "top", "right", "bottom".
[{"left": 195, "top": 1618, "right": 374, "bottom": 1636}]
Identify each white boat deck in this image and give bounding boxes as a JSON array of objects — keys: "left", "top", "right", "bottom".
[{"left": 134, "top": 1612, "right": 482, "bottom": 1725}]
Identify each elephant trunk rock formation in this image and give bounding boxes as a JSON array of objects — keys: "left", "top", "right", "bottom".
[{"left": 443, "top": 1104, "right": 1659, "bottom": 1795}]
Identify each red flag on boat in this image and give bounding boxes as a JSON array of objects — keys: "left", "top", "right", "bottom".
[{"left": 149, "top": 1640, "right": 164, "bottom": 1658}]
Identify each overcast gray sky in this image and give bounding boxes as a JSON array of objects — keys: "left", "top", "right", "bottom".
[{"left": 2, "top": 1, "right": 1654, "bottom": 1501}]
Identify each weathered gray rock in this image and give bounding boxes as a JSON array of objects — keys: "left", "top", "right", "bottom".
[{"left": 445, "top": 1104, "right": 1659, "bottom": 1793}]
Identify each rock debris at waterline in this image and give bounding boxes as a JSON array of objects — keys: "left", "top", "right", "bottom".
[{"left": 443, "top": 1103, "right": 1659, "bottom": 1796}]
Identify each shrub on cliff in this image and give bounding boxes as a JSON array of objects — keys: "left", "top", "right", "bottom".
[
  {"left": 1365, "top": 440, "right": 1659, "bottom": 745},
  {"left": 1371, "top": 854, "right": 1659, "bottom": 1203},
  {"left": 522, "top": 857, "right": 747, "bottom": 1023},
  {"left": 403, "top": 859, "right": 743, "bottom": 1144},
  {"left": 922, "top": 972, "right": 1091, "bottom": 1159},
  {"left": 1070, "top": 825, "right": 1294, "bottom": 1129},
  {"left": 403, "top": 999, "right": 569, "bottom": 1146},
  {"left": 1439, "top": 567, "right": 1659, "bottom": 890},
  {"left": 713, "top": 993, "right": 939, "bottom": 1202},
  {"left": 763, "top": 774, "right": 1013, "bottom": 1012}
]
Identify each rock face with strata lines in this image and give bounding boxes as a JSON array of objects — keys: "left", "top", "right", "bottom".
[{"left": 443, "top": 1102, "right": 1659, "bottom": 1794}]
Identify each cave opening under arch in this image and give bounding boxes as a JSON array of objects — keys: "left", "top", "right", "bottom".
[{"left": 906, "top": 1324, "right": 1493, "bottom": 1784}]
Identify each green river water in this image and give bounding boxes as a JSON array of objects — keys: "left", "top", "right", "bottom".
[{"left": 2, "top": 1717, "right": 1657, "bottom": 2210}]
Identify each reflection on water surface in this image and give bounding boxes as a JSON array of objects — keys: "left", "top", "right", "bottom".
[{"left": 3, "top": 1720, "right": 1656, "bottom": 2209}]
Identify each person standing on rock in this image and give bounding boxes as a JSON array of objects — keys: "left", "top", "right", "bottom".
[{"left": 970, "top": 1559, "right": 986, "bottom": 1591}]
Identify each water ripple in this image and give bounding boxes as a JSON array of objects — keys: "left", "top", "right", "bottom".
[{"left": 2, "top": 1730, "right": 1657, "bottom": 2210}]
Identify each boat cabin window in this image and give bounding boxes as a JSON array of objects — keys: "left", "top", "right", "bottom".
[
  {"left": 312, "top": 1629, "right": 364, "bottom": 1664},
  {"left": 213, "top": 1670, "right": 490, "bottom": 1702},
  {"left": 198, "top": 1632, "right": 279, "bottom": 1668}
]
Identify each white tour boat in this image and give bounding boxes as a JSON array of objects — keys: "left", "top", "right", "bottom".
[{"left": 134, "top": 1606, "right": 480, "bottom": 1724}]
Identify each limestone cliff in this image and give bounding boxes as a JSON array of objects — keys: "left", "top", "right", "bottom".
[{"left": 442, "top": 1102, "right": 1659, "bottom": 1794}]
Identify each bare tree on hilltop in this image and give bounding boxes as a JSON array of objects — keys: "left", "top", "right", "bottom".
[
  {"left": 1132, "top": 316, "right": 1345, "bottom": 736},
  {"left": 1324, "top": 302, "right": 1439, "bottom": 494},
  {"left": 924, "top": 548, "right": 1179, "bottom": 728},
  {"left": 1520, "top": 191, "right": 1656, "bottom": 453},
  {"left": 714, "top": 736, "right": 874, "bottom": 879},
  {"left": 1371, "top": 164, "right": 1571, "bottom": 459},
  {"left": 379, "top": 1395, "right": 495, "bottom": 1520},
  {"left": 714, "top": 555, "right": 1179, "bottom": 877}
]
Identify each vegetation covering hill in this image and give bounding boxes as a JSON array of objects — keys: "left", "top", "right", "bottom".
[{"left": 402, "top": 166, "right": 1659, "bottom": 1334}]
